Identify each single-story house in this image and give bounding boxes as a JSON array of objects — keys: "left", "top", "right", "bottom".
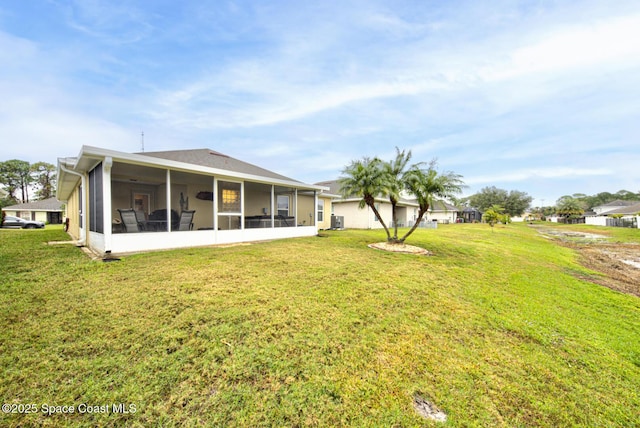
[
  {"left": 315, "top": 180, "right": 459, "bottom": 229},
  {"left": 56, "top": 146, "right": 330, "bottom": 255},
  {"left": 1, "top": 197, "right": 65, "bottom": 224},
  {"left": 586, "top": 200, "right": 640, "bottom": 228},
  {"left": 592, "top": 200, "right": 640, "bottom": 215}
]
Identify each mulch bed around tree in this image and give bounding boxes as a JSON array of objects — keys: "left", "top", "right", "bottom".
[{"left": 368, "top": 242, "right": 431, "bottom": 255}]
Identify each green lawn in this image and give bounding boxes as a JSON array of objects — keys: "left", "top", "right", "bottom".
[{"left": 1, "top": 224, "right": 639, "bottom": 426}]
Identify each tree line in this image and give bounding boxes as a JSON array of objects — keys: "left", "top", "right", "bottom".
[
  {"left": 557, "top": 190, "right": 640, "bottom": 210},
  {"left": 459, "top": 188, "right": 640, "bottom": 219},
  {"left": 0, "top": 160, "right": 56, "bottom": 207},
  {"left": 548, "top": 190, "right": 640, "bottom": 218}
]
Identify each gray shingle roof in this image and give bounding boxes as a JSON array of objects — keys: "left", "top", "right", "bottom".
[
  {"left": 600, "top": 202, "right": 640, "bottom": 215},
  {"left": 2, "top": 197, "right": 63, "bottom": 211},
  {"left": 140, "top": 149, "right": 301, "bottom": 183},
  {"left": 597, "top": 200, "right": 640, "bottom": 208},
  {"left": 315, "top": 180, "right": 341, "bottom": 195}
]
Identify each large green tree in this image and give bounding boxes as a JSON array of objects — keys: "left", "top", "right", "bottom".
[
  {"left": 30, "top": 162, "right": 57, "bottom": 200},
  {"left": 467, "top": 186, "right": 532, "bottom": 216},
  {"left": 0, "top": 160, "right": 31, "bottom": 203}
]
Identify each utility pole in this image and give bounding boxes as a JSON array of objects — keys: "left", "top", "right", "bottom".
[{"left": 141, "top": 131, "right": 145, "bottom": 152}]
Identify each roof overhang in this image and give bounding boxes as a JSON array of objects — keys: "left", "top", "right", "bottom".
[
  {"left": 56, "top": 157, "right": 82, "bottom": 201},
  {"left": 57, "top": 145, "right": 328, "bottom": 200}
]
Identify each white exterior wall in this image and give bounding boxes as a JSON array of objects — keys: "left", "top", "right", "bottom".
[
  {"left": 333, "top": 201, "right": 394, "bottom": 229},
  {"left": 586, "top": 216, "right": 608, "bottom": 226},
  {"left": 102, "top": 226, "right": 317, "bottom": 254},
  {"left": 333, "top": 201, "right": 458, "bottom": 228},
  {"left": 3, "top": 210, "right": 50, "bottom": 222},
  {"left": 424, "top": 210, "right": 457, "bottom": 223},
  {"left": 34, "top": 212, "right": 48, "bottom": 223},
  {"left": 586, "top": 215, "right": 640, "bottom": 228}
]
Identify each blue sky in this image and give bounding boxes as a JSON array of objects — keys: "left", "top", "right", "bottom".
[{"left": 1, "top": 0, "right": 639, "bottom": 206}]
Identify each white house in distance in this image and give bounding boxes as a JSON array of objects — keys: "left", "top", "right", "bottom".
[
  {"left": 316, "top": 180, "right": 459, "bottom": 229},
  {"left": 1, "top": 197, "right": 65, "bottom": 224},
  {"left": 56, "top": 146, "right": 330, "bottom": 255},
  {"left": 586, "top": 200, "right": 640, "bottom": 228}
]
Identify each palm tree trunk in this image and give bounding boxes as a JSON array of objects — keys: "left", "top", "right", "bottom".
[
  {"left": 365, "top": 197, "right": 391, "bottom": 240},
  {"left": 399, "top": 208, "right": 427, "bottom": 243},
  {"left": 391, "top": 201, "right": 399, "bottom": 241}
]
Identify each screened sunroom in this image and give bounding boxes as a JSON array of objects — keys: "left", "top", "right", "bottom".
[{"left": 57, "top": 146, "right": 325, "bottom": 255}]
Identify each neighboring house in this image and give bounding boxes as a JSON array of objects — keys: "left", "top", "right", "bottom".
[
  {"left": 420, "top": 200, "right": 459, "bottom": 224},
  {"left": 316, "top": 180, "right": 458, "bottom": 229},
  {"left": 1, "top": 197, "right": 65, "bottom": 224},
  {"left": 56, "top": 146, "right": 328, "bottom": 255},
  {"left": 512, "top": 212, "right": 542, "bottom": 222},
  {"left": 586, "top": 200, "right": 640, "bottom": 228},
  {"left": 460, "top": 207, "right": 483, "bottom": 223},
  {"left": 592, "top": 200, "right": 640, "bottom": 215}
]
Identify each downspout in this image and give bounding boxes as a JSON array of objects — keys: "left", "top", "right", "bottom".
[
  {"left": 102, "top": 157, "right": 113, "bottom": 253},
  {"left": 59, "top": 161, "right": 87, "bottom": 246}
]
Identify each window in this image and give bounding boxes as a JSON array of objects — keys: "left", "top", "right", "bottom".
[
  {"left": 222, "top": 188, "right": 240, "bottom": 211},
  {"left": 317, "top": 199, "right": 324, "bottom": 222},
  {"left": 277, "top": 195, "right": 289, "bottom": 216},
  {"left": 218, "top": 181, "right": 241, "bottom": 213}
]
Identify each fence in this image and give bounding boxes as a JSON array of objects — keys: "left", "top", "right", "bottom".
[
  {"left": 407, "top": 220, "right": 438, "bottom": 229},
  {"left": 557, "top": 217, "right": 586, "bottom": 225},
  {"left": 606, "top": 217, "right": 638, "bottom": 228}
]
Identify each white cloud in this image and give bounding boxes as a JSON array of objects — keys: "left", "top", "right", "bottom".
[
  {"left": 1, "top": 0, "right": 639, "bottom": 205},
  {"left": 466, "top": 167, "right": 612, "bottom": 186}
]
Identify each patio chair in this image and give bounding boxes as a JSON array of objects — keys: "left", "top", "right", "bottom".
[
  {"left": 117, "top": 208, "right": 142, "bottom": 233},
  {"left": 178, "top": 210, "right": 195, "bottom": 231},
  {"left": 277, "top": 214, "right": 291, "bottom": 227},
  {"left": 134, "top": 210, "right": 147, "bottom": 231}
]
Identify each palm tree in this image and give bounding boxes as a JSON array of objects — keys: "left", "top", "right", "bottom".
[
  {"left": 382, "top": 147, "right": 414, "bottom": 242},
  {"left": 338, "top": 157, "right": 392, "bottom": 241},
  {"left": 400, "top": 160, "right": 464, "bottom": 243},
  {"left": 556, "top": 197, "right": 584, "bottom": 218},
  {"left": 482, "top": 204, "right": 504, "bottom": 229}
]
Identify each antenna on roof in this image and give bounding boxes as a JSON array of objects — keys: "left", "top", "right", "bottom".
[{"left": 141, "top": 130, "right": 145, "bottom": 152}]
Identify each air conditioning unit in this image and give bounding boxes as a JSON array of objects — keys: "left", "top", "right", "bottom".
[{"left": 331, "top": 215, "right": 344, "bottom": 229}]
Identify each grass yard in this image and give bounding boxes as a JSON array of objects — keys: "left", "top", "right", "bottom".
[{"left": 1, "top": 223, "right": 639, "bottom": 426}]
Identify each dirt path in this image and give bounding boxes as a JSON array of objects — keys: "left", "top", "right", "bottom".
[{"left": 532, "top": 226, "right": 640, "bottom": 297}]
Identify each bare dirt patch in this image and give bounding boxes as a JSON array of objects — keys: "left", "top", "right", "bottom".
[
  {"left": 532, "top": 226, "right": 640, "bottom": 297},
  {"left": 413, "top": 394, "right": 447, "bottom": 422},
  {"left": 573, "top": 243, "right": 640, "bottom": 297},
  {"left": 368, "top": 242, "right": 431, "bottom": 255}
]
